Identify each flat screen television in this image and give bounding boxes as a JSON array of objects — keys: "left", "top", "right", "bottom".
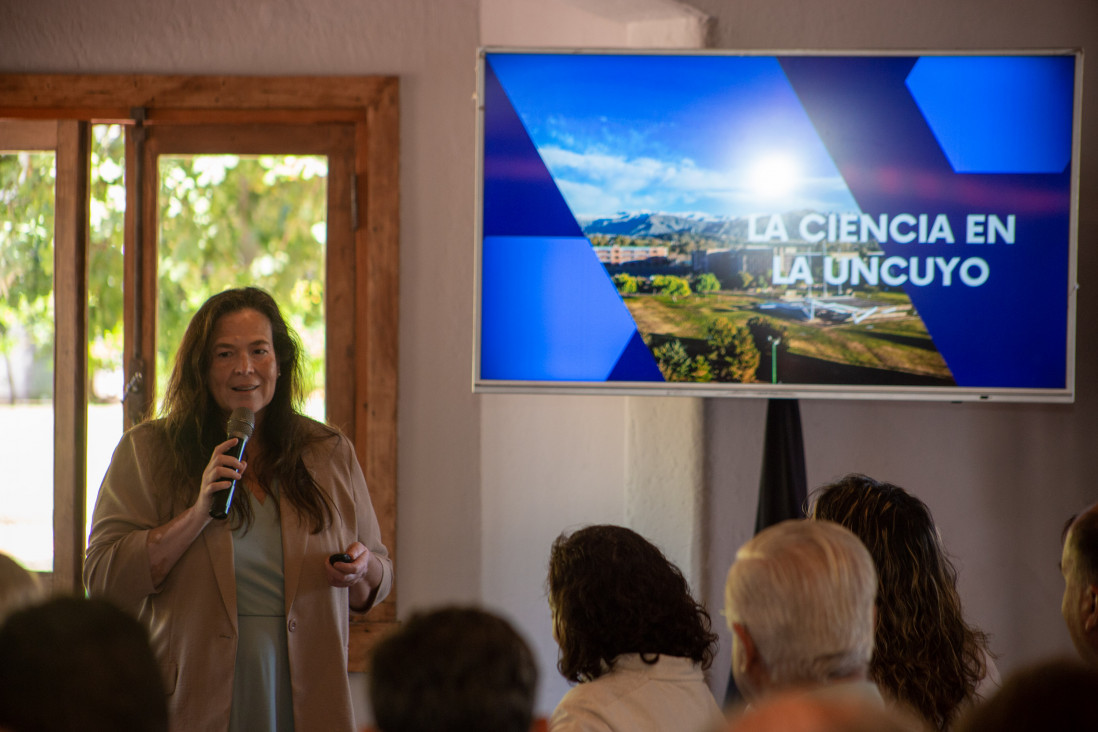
[{"left": 473, "top": 48, "right": 1081, "bottom": 402}]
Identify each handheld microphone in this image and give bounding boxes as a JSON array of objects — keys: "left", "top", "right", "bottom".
[{"left": 209, "top": 407, "right": 255, "bottom": 520}]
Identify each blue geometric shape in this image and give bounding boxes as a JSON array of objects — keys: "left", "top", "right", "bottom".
[
  {"left": 781, "top": 54, "right": 1073, "bottom": 389},
  {"left": 607, "top": 330, "right": 664, "bottom": 382},
  {"left": 480, "top": 236, "right": 654, "bottom": 381},
  {"left": 905, "top": 56, "right": 1074, "bottom": 174},
  {"left": 483, "top": 59, "right": 584, "bottom": 238}
]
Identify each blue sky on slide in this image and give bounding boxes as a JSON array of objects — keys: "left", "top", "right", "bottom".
[{"left": 486, "top": 52, "right": 860, "bottom": 221}]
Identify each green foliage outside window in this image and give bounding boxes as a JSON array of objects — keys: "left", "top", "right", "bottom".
[
  {"left": 0, "top": 129, "right": 329, "bottom": 411},
  {"left": 156, "top": 154, "right": 328, "bottom": 407},
  {"left": 0, "top": 150, "right": 56, "bottom": 401}
]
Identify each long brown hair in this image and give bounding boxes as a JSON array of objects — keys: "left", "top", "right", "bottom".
[
  {"left": 159, "top": 287, "right": 334, "bottom": 532},
  {"left": 810, "top": 474, "right": 991, "bottom": 731}
]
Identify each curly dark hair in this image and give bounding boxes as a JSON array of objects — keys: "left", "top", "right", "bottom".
[
  {"left": 547, "top": 524, "right": 718, "bottom": 684},
  {"left": 810, "top": 474, "right": 991, "bottom": 731},
  {"left": 159, "top": 286, "right": 335, "bottom": 532}
]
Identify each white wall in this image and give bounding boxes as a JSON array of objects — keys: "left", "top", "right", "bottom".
[{"left": 4, "top": 0, "right": 1098, "bottom": 723}]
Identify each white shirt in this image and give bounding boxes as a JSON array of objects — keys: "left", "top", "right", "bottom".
[{"left": 549, "top": 654, "right": 724, "bottom": 732}]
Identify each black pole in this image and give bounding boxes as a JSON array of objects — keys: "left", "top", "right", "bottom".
[{"left": 725, "top": 397, "right": 807, "bottom": 708}]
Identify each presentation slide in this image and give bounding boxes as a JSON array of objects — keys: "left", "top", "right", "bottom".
[{"left": 477, "top": 51, "right": 1078, "bottom": 400}]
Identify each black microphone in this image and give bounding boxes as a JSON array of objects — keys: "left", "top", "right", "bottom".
[{"left": 209, "top": 407, "right": 255, "bottom": 520}]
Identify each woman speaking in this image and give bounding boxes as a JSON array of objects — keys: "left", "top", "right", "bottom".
[{"left": 85, "top": 287, "right": 392, "bottom": 732}]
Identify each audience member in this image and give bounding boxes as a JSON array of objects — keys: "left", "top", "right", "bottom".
[
  {"left": 0, "top": 596, "right": 168, "bottom": 732},
  {"left": 367, "top": 605, "right": 539, "bottom": 732},
  {"left": 955, "top": 657, "right": 1098, "bottom": 731},
  {"left": 546, "top": 524, "right": 723, "bottom": 732},
  {"left": 0, "top": 553, "right": 44, "bottom": 626},
  {"left": 724, "top": 519, "right": 879, "bottom": 704},
  {"left": 810, "top": 474, "right": 996, "bottom": 729},
  {"left": 1060, "top": 502, "right": 1098, "bottom": 665},
  {"left": 726, "top": 689, "right": 928, "bottom": 732}
]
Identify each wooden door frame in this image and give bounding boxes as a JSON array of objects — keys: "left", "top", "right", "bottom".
[{"left": 0, "top": 75, "right": 399, "bottom": 667}]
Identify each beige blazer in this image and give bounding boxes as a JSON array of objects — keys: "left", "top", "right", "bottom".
[{"left": 84, "top": 419, "right": 393, "bottom": 732}]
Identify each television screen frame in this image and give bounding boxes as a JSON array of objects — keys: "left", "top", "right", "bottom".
[{"left": 473, "top": 47, "right": 1082, "bottom": 403}]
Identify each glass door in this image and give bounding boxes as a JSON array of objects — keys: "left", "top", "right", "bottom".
[{"left": 0, "top": 121, "right": 58, "bottom": 573}]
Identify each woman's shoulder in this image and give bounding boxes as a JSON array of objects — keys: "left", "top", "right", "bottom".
[
  {"left": 102, "top": 419, "right": 174, "bottom": 488},
  {"left": 125, "top": 417, "right": 165, "bottom": 434},
  {"left": 293, "top": 413, "right": 343, "bottom": 440},
  {"left": 116, "top": 418, "right": 169, "bottom": 450},
  {"left": 293, "top": 414, "right": 351, "bottom": 456}
]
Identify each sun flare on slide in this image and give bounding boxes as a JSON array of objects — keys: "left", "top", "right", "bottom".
[{"left": 749, "top": 153, "right": 801, "bottom": 198}]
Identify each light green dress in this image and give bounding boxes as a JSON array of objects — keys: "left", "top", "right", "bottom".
[{"left": 230, "top": 490, "right": 295, "bottom": 732}]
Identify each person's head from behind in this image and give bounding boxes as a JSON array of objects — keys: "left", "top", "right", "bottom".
[
  {"left": 955, "top": 657, "right": 1098, "bottom": 732},
  {"left": 724, "top": 519, "right": 877, "bottom": 701},
  {"left": 0, "top": 596, "right": 167, "bottom": 732},
  {"left": 368, "top": 606, "right": 537, "bottom": 732},
  {"left": 0, "top": 553, "right": 44, "bottom": 627},
  {"left": 547, "top": 524, "right": 718, "bottom": 683},
  {"left": 1061, "top": 503, "right": 1098, "bottom": 665},
  {"left": 809, "top": 474, "right": 990, "bottom": 729},
  {"left": 163, "top": 286, "right": 304, "bottom": 430}
]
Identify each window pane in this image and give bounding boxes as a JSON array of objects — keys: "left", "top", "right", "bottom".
[
  {"left": 86, "top": 124, "right": 126, "bottom": 544},
  {"left": 156, "top": 155, "right": 328, "bottom": 420},
  {"left": 0, "top": 150, "right": 56, "bottom": 571}
]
